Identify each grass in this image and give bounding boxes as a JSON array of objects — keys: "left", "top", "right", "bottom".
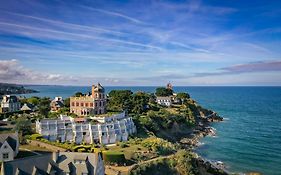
[
  {"left": 20, "top": 144, "right": 52, "bottom": 153},
  {"left": 106, "top": 144, "right": 149, "bottom": 160}
]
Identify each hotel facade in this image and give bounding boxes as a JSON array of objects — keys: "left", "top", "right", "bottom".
[
  {"left": 70, "top": 83, "right": 106, "bottom": 116},
  {"left": 36, "top": 112, "right": 136, "bottom": 145}
]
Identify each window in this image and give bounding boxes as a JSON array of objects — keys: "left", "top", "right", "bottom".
[
  {"left": 2, "top": 153, "right": 9, "bottom": 159},
  {"left": 4, "top": 145, "right": 8, "bottom": 149},
  {"left": 71, "top": 102, "right": 75, "bottom": 106}
]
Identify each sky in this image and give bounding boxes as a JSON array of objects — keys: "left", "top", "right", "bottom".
[{"left": 0, "top": 0, "right": 281, "bottom": 86}]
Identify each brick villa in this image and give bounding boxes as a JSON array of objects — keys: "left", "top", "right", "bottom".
[{"left": 70, "top": 83, "right": 106, "bottom": 116}]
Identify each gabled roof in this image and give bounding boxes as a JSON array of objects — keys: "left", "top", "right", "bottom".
[
  {"left": 20, "top": 103, "right": 34, "bottom": 111},
  {"left": 0, "top": 132, "right": 18, "bottom": 151},
  {"left": 51, "top": 100, "right": 64, "bottom": 108},
  {"left": 2, "top": 152, "right": 102, "bottom": 175},
  {"left": 93, "top": 83, "right": 105, "bottom": 93},
  {"left": 1, "top": 95, "right": 19, "bottom": 103}
]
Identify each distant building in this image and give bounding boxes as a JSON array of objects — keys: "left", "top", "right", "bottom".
[
  {"left": 0, "top": 95, "right": 20, "bottom": 113},
  {"left": 70, "top": 83, "right": 106, "bottom": 116},
  {"left": 1, "top": 151, "right": 105, "bottom": 175},
  {"left": 0, "top": 132, "right": 19, "bottom": 162},
  {"left": 166, "top": 82, "right": 173, "bottom": 90},
  {"left": 50, "top": 97, "right": 64, "bottom": 112},
  {"left": 156, "top": 96, "right": 172, "bottom": 107},
  {"left": 36, "top": 112, "right": 136, "bottom": 145}
]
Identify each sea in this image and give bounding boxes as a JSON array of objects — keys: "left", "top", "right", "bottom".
[{"left": 23, "top": 85, "right": 281, "bottom": 175}]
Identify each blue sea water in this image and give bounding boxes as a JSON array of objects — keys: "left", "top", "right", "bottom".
[{"left": 24, "top": 85, "right": 281, "bottom": 175}]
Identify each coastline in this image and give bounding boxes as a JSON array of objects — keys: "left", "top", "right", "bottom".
[{"left": 180, "top": 112, "right": 232, "bottom": 175}]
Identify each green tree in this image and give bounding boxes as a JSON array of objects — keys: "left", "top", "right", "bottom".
[
  {"left": 155, "top": 87, "right": 173, "bottom": 97},
  {"left": 38, "top": 97, "right": 51, "bottom": 117},
  {"left": 27, "top": 96, "right": 40, "bottom": 105},
  {"left": 15, "top": 118, "right": 33, "bottom": 136},
  {"left": 74, "top": 92, "right": 83, "bottom": 97},
  {"left": 64, "top": 97, "right": 70, "bottom": 107},
  {"left": 176, "top": 92, "right": 190, "bottom": 104},
  {"left": 131, "top": 92, "right": 149, "bottom": 114},
  {"left": 107, "top": 90, "right": 133, "bottom": 112}
]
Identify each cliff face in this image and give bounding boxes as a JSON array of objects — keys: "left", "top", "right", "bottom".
[{"left": 0, "top": 83, "right": 38, "bottom": 95}]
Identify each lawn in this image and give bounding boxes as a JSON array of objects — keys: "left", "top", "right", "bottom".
[{"left": 19, "top": 144, "right": 52, "bottom": 154}]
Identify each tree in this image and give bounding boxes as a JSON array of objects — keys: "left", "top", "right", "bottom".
[
  {"left": 176, "top": 92, "right": 190, "bottom": 104},
  {"left": 38, "top": 97, "right": 51, "bottom": 117},
  {"left": 27, "top": 96, "right": 40, "bottom": 105},
  {"left": 64, "top": 97, "right": 70, "bottom": 107},
  {"left": 74, "top": 92, "right": 83, "bottom": 97},
  {"left": 155, "top": 87, "right": 173, "bottom": 97},
  {"left": 131, "top": 92, "right": 149, "bottom": 114},
  {"left": 15, "top": 118, "right": 33, "bottom": 136},
  {"left": 107, "top": 90, "right": 133, "bottom": 112}
]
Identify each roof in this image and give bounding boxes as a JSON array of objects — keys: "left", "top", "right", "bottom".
[
  {"left": 0, "top": 132, "right": 18, "bottom": 151},
  {"left": 156, "top": 96, "right": 172, "bottom": 100},
  {"left": 1, "top": 95, "right": 19, "bottom": 103},
  {"left": 93, "top": 83, "right": 104, "bottom": 93},
  {"left": 51, "top": 100, "right": 64, "bottom": 108},
  {"left": 2, "top": 152, "right": 102, "bottom": 175},
  {"left": 2, "top": 153, "right": 55, "bottom": 175},
  {"left": 74, "top": 118, "right": 87, "bottom": 122},
  {"left": 20, "top": 103, "right": 34, "bottom": 111}
]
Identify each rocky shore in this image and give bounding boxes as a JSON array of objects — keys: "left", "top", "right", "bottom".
[{"left": 180, "top": 111, "right": 231, "bottom": 175}]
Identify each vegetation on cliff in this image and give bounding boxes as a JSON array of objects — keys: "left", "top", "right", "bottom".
[{"left": 0, "top": 83, "right": 38, "bottom": 95}]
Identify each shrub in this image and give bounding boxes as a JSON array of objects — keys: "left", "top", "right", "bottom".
[
  {"left": 30, "top": 134, "right": 43, "bottom": 140},
  {"left": 77, "top": 148, "right": 87, "bottom": 152},
  {"left": 102, "top": 151, "right": 126, "bottom": 164},
  {"left": 120, "top": 142, "right": 128, "bottom": 148}
]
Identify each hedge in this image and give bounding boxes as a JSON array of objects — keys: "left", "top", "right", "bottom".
[
  {"left": 30, "top": 134, "right": 43, "bottom": 140},
  {"left": 102, "top": 151, "right": 126, "bottom": 164},
  {"left": 73, "top": 145, "right": 92, "bottom": 152}
]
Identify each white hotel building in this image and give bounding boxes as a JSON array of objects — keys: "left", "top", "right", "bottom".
[{"left": 36, "top": 112, "right": 136, "bottom": 145}]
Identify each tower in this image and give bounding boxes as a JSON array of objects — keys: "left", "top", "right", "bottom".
[
  {"left": 92, "top": 83, "right": 105, "bottom": 100},
  {"left": 166, "top": 82, "right": 173, "bottom": 90}
]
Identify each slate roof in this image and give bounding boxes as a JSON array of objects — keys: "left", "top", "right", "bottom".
[
  {"left": 1, "top": 95, "right": 19, "bottom": 103},
  {"left": 2, "top": 152, "right": 102, "bottom": 175},
  {"left": 51, "top": 100, "right": 64, "bottom": 108},
  {"left": 0, "top": 132, "right": 18, "bottom": 151},
  {"left": 93, "top": 83, "right": 105, "bottom": 93}
]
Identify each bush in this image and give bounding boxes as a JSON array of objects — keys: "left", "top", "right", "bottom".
[
  {"left": 77, "top": 148, "right": 87, "bottom": 152},
  {"left": 30, "top": 134, "right": 43, "bottom": 140},
  {"left": 102, "top": 151, "right": 126, "bottom": 164},
  {"left": 72, "top": 145, "right": 92, "bottom": 152},
  {"left": 120, "top": 142, "right": 128, "bottom": 148}
]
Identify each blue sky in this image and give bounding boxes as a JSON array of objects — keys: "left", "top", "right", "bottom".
[{"left": 0, "top": 0, "right": 281, "bottom": 86}]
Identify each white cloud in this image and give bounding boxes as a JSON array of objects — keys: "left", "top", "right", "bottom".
[{"left": 0, "top": 59, "right": 76, "bottom": 84}]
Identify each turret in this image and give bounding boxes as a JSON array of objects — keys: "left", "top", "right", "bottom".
[{"left": 92, "top": 83, "right": 105, "bottom": 99}]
